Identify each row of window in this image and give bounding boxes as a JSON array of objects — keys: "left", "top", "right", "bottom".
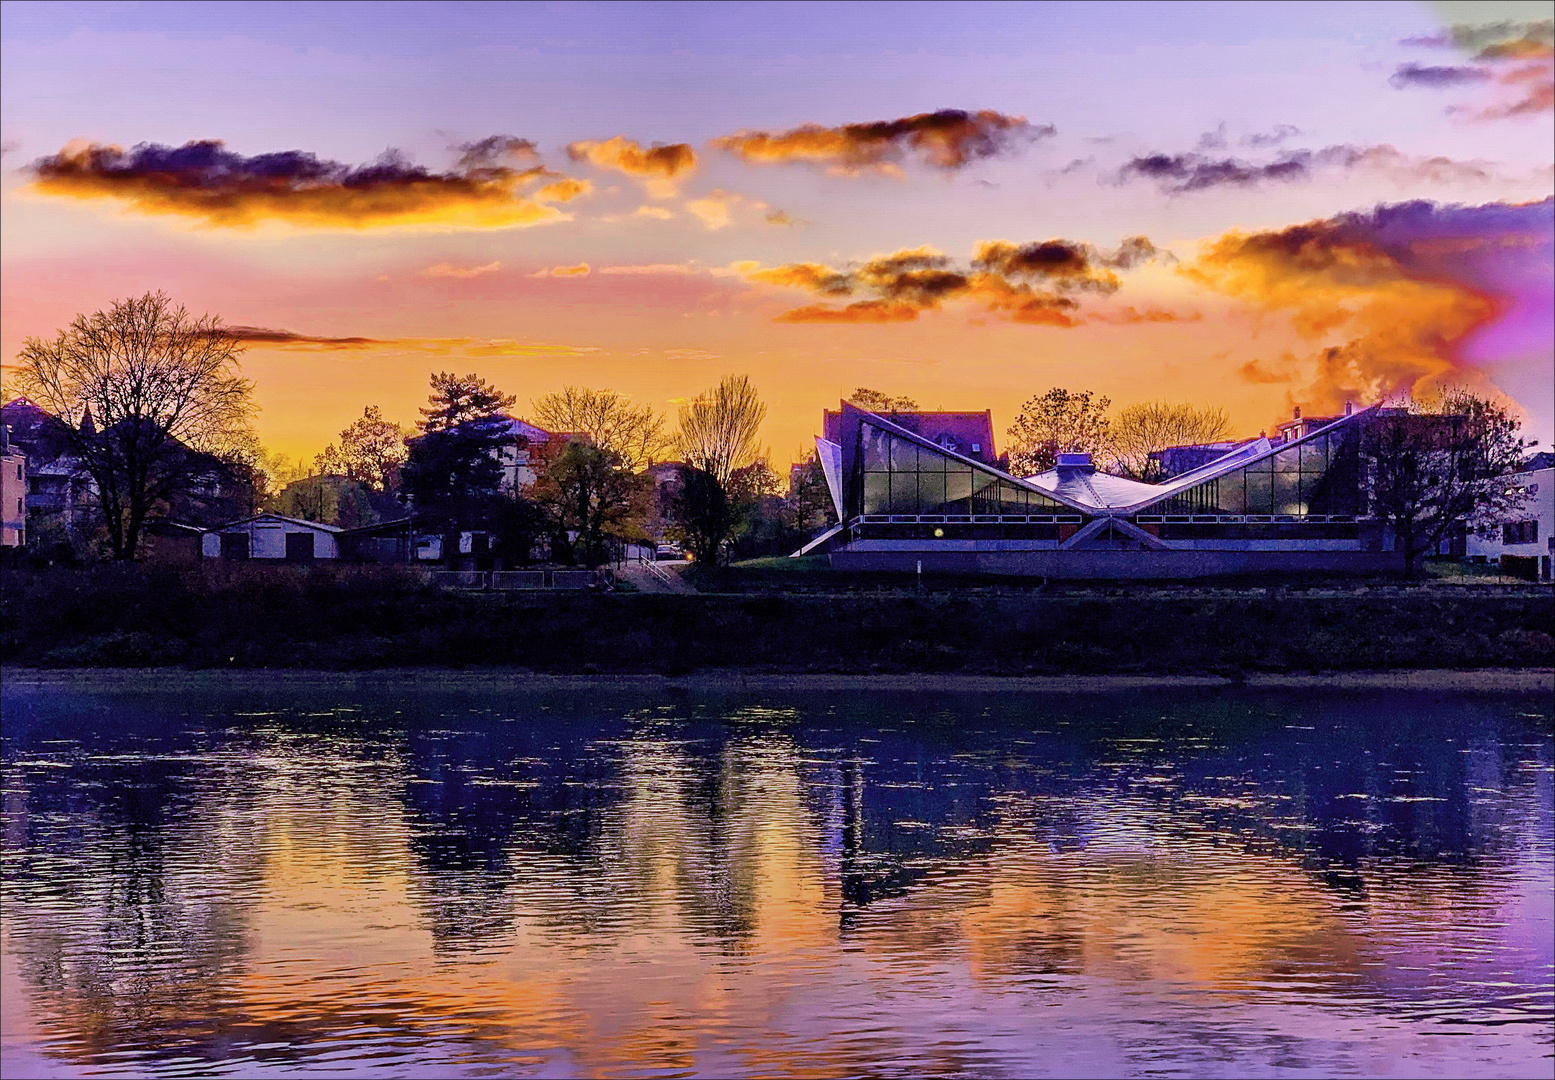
[
  {"left": 855, "top": 420, "right": 1375, "bottom": 521},
  {"left": 857, "top": 424, "right": 1064, "bottom": 516},
  {"left": 1152, "top": 430, "right": 1363, "bottom": 518}
]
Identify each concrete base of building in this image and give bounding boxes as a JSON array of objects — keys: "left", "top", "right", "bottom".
[{"left": 830, "top": 547, "right": 1405, "bottom": 579}]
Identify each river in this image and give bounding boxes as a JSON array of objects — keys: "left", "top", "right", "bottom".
[{"left": 2, "top": 674, "right": 1551, "bottom": 1077}]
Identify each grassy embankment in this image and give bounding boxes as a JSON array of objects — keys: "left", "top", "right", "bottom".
[{"left": 2, "top": 562, "right": 1550, "bottom": 673}]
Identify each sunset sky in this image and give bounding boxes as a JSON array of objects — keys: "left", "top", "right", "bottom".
[{"left": 2, "top": 0, "right": 1551, "bottom": 465}]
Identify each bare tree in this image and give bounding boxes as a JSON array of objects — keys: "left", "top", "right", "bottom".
[
  {"left": 1109, "top": 401, "right": 1232, "bottom": 480},
  {"left": 849, "top": 387, "right": 919, "bottom": 413},
  {"left": 1364, "top": 389, "right": 1531, "bottom": 577},
  {"left": 675, "top": 374, "right": 767, "bottom": 486},
  {"left": 316, "top": 405, "right": 409, "bottom": 490},
  {"left": 16, "top": 291, "right": 256, "bottom": 559},
  {"left": 530, "top": 386, "right": 669, "bottom": 471},
  {"left": 1005, "top": 388, "right": 1111, "bottom": 475}
]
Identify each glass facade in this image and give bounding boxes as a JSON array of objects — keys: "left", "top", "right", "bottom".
[
  {"left": 1149, "top": 426, "right": 1361, "bottom": 517},
  {"left": 856, "top": 420, "right": 1066, "bottom": 516}
]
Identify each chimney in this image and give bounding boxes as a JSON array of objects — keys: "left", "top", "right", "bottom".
[
  {"left": 1293, "top": 406, "right": 1301, "bottom": 420},
  {"left": 1344, "top": 401, "right": 1353, "bottom": 416}
]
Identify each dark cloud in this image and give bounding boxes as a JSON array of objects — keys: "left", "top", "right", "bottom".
[
  {"left": 26, "top": 138, "right": 586, "bottom": 229},
  {"left": 454, "top": 135, "right": 538, "bottom": 169},
  {"left": 1121, "top": 151, "right": 1317, "bottom": 193},
  {"left": 1241, "top": 124, "right": 1302, "bottom": 148},
  {"left": 1390, "top": 63, "right": 1493, "bottom": 88},
  {"left": 221, "top": 326, "right": 379, "bottom": 348},
  {"left": 713, "top": 110, "right": 1051, "bottom": 173},
  {"left": 746, "top": 236, "right": 1158, "bottom": 326},
  {"left": 1120, "top": 144, "right": 1489, "bottom": 194}
]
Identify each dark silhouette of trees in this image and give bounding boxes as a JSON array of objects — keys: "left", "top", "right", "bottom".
[
  {"left": 417, "top": 372, "right": 516, "bottom": 433},
  {"left": 849, "top": 387, "right": 919, "bottom": 413},
  {"left": 1364, "top": 390, "right": 1531, "bottom": 577},
  {"left": 670, "top": 465, "right": 733, "bottom": 566},
  {"left": 15, "top": 291, "right": 257, "bottom": 559},
  {"left": 1005, "top": 388, "right": 1111, "bottom": 475},
  {"left": 402, "top": 373, "right": 514, "bottom": 526}
]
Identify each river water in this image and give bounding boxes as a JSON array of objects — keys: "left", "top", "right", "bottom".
[{"left": 1, "top": 675, "right": 1551, "bottom": 1078}]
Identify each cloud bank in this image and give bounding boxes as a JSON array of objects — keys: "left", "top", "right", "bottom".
[
  {"left": 745, "top": 237, "right": 1161, "bottom": 325},
  {"left": 713, "top": 110, "right": 1050, "bottom": 174},
  {"left": 27, "top": 138, "right": 589, "bottom": 230},
  {"left": 1188, "top": 198, "right": 1554, "bottom": 413}
]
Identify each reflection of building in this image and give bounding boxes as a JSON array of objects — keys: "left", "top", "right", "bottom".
[
  {"left": 1467, "top": 453, "right": 1554, "bottom": 581},
  {"left": 810, "top": 401, "right": 1403, "bottom": 578}
]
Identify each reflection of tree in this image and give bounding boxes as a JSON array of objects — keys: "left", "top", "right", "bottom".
[
  {"left": 3, "top": 685, "right": 1549, "bottom": 1076},
  {"left": 3, "top": 746, "right": 265, "bottom": 1066}
]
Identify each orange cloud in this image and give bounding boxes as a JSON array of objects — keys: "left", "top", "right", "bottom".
[
  {"left": 566, "top": 136, "right": 697, "bottom": 194},
  {"left": 26, "top": 139, "right": 589, "bottom": 231},
  {"left": 774, "top": 301, "right": 920, "bottom": 323},
  {"left": 221, "top": 326, "right": 379, "bottom": 348},
  {"left": 223, "top": 327, "right": 602, "bottom": 357},
  {"left": 745, "top": 237, "right": 1156, "bottom": 326},
  {"left": 712, "top": 109, "right": 1050, "bottom": 174},
  {"left": 598, "top": 264, "right": 698, "bottom": 275},
  {"left": 1184, "top": 200, "right": 1550, "bottom": 413},
  {"left": 541, "top": 263, "right": 591, "bottom": 277},
  {"left": 422, "top": 261, "right": 502, "bottom": 278}
]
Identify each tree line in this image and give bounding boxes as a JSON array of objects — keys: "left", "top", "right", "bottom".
[{"left": 10, "top": 292, "right": 1537, "bottom": 576}]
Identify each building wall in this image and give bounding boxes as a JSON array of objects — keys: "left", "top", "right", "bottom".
[
  {"left": 202, "top": 519, "right": 341, "bottom": 559},
  {"left": 1467, "top": 466, "right": 1554, "bottom": 580},
  {"left": 0, "top": 450, "right": 24, "bottom": 547}
]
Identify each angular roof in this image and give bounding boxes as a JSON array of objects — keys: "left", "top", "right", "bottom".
[
  {"left": 838, "top": 403, "right": 1091, "bottom": 513},
  {"left": 1029, "top": 410, "right": 1370, "bottom": 516},
  {"left": 837, "top": 401, "right": 1374, "bottom": 517},
  {"left": 207, "top": 512, "right": 343, "bottom": 533},
  {"left": 825, "top": 407, "right": 998, "bottom": 465}
]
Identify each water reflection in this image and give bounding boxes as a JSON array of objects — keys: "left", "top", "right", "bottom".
[{"left": 2, "top": 680, "right": 1551, "bottom": 1077}]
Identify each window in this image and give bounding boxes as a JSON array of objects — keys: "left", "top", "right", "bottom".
[
  {"left": 857, "top": 420, "right": 1062, "bottom": 517},
  {"left": 1503, "top": 520, "right": 1539, "bottom": 545},
  {"left": 1151, "top": 427, "right": 1361, "bottom": 517}
]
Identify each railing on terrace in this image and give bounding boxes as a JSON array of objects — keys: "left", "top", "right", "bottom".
[{"left": 428, "top": 569, "right": 605, "bottom": 591}]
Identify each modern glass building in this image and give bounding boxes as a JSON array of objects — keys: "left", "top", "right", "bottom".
[{"left": 808, "top": 401, "right": 1400, "bottom": 578}]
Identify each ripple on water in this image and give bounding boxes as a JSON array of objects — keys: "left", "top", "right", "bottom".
[{"left": 1, "top": 683, "right": 1551, "bottom": 1078}]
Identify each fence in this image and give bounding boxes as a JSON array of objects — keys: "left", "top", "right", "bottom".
[{"left": 431, "top": 569, "right": 605, "bottom": 591}]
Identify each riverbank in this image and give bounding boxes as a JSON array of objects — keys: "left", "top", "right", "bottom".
[
  {"left": 4, "top": 666, "right": 1551, "bottom": 694},
  {"left": 3, "top": 565, "right": 1550, "bottom": 674}
]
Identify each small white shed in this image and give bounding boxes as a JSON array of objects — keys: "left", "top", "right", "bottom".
[{"left": 202, "top": 513, "right": 343, "bottom": 561}]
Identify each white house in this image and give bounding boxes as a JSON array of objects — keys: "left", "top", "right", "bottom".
[
  {"left": 202, "top": 513, "right": 342, "bottom": 561},
  {"left": 1468, "top": 454, "right": 1554, "bottom": 581}
]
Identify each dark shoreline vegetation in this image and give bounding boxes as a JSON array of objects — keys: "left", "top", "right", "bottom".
[{"left": 2, "top": 564, "right": 1550, "bottom": 674}]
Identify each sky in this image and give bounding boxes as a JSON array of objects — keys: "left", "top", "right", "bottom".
[{"left": 2, "top": 0, "right": 1551, "bottom": 465}]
